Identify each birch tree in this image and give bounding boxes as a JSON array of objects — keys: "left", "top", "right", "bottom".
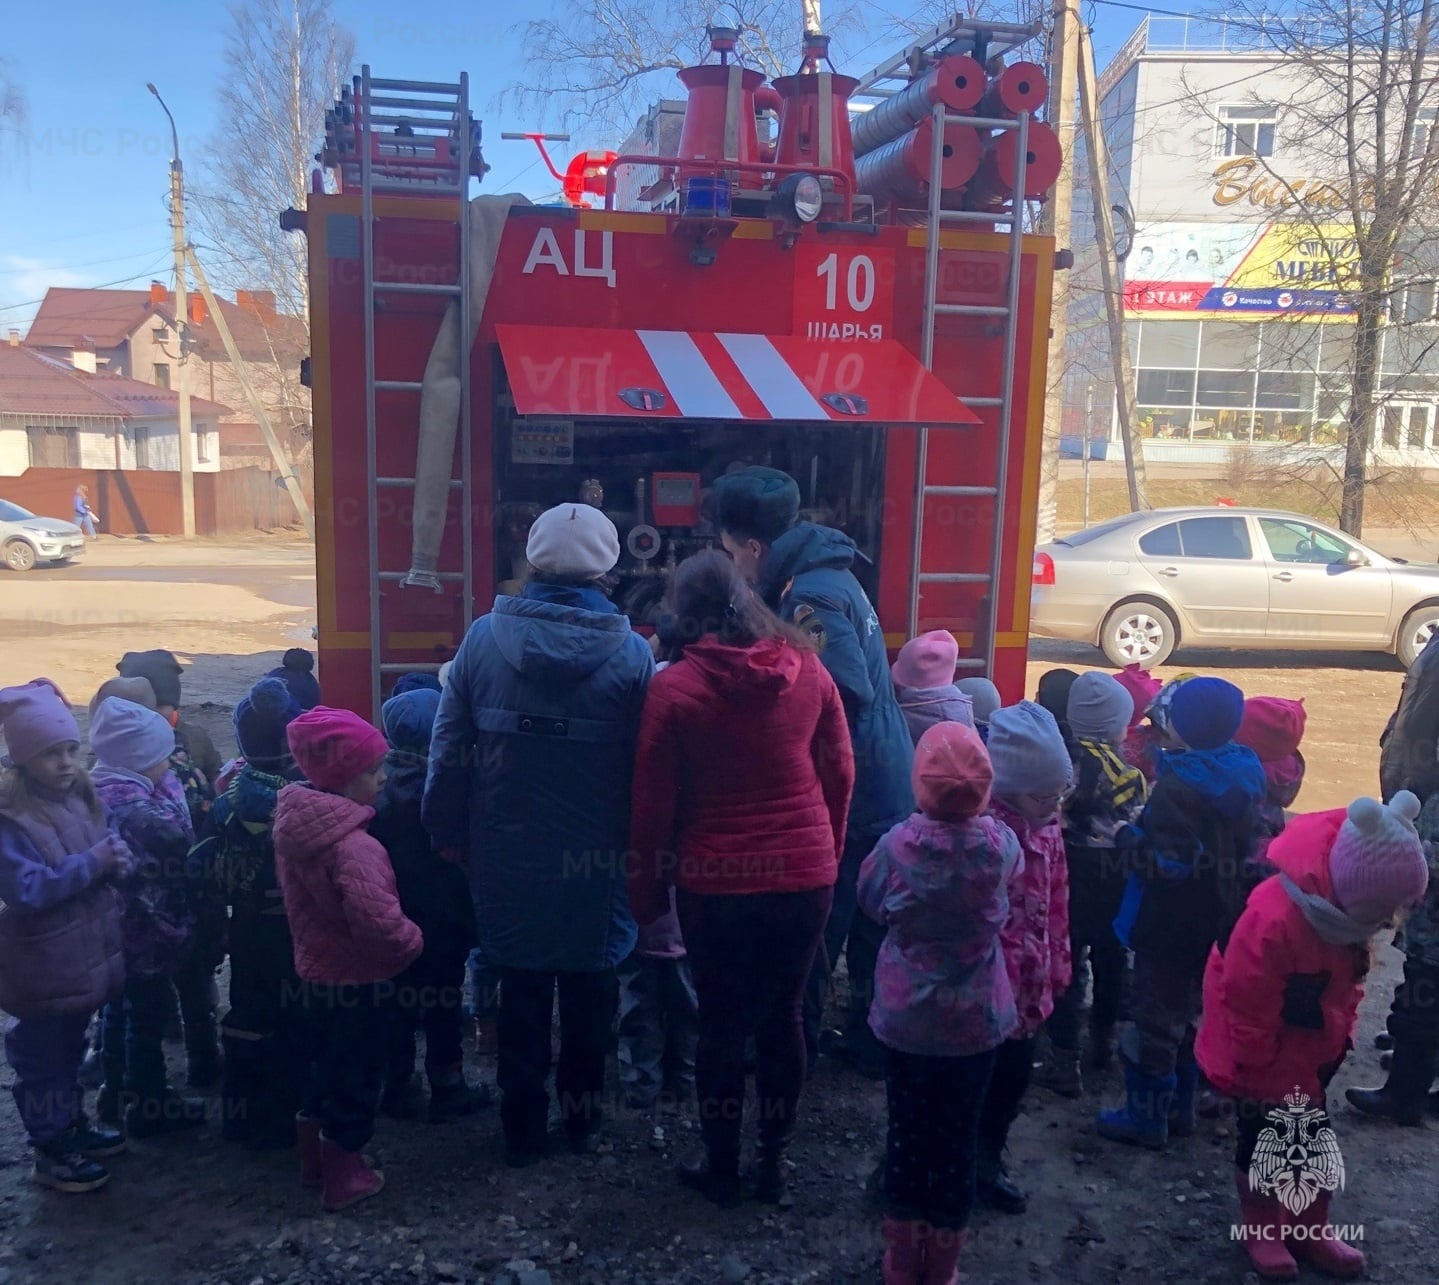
[
  {"left": 193, "top": 0, "right": 354, "bottom": 322},
  {"left": 507, "top": 0, "right": 855, "bottom": 138}
]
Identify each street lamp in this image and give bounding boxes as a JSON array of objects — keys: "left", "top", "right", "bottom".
[{"left": 147, "top": 82, "right": 195, "bottom": 536}]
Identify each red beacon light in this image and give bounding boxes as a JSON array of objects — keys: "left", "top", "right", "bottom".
[{"left": 499, "top": 132, "right": 617, "bottom": 208}]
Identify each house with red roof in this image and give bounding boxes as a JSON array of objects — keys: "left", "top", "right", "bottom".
[
  {"left": 24, "top": 282, "right": 308, "bottom": 464},
  {"left": 0, "top": 339, "right": 228, "bottom": 477}
]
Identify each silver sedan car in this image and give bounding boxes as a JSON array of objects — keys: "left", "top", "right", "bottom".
[{"left": 1030, "top": 506, "right": 1439, "bottom": 669}]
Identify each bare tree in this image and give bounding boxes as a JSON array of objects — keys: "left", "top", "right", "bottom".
[
  {"left": 1184, "top": 0, "right": 1439, "bottom": 535},
  {"left": 193, "top": 0, "right": 355, "bottom": 322},
  {"left": 506, "top": 0, "right": 859, "bottom": 138},
  {"left": 0, "top": 58, "right": 26, "bottom": 165}
]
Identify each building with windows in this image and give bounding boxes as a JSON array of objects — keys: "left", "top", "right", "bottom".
[
  {"left": 1068, "top": 17, "right": 1439, "bottom": 464},
  {"left": 0, "top": 340, "right": 226, "bottom": 476}
]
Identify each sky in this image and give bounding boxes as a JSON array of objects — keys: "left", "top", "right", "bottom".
[{"left": 0, "top": 0, "right": 1138, "bottom": 334}]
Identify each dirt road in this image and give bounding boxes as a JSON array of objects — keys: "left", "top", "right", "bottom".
[{"left": 0, "top": 536, "right": 1435, "bottom": 1285}]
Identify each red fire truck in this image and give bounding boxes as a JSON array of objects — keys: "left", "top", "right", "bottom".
[{"left": 293, "top": 16, "right": 1061, "bottom": 716}]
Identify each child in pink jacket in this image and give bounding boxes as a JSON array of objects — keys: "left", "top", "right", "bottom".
[
  {"left": 978, "top": 701, "right": 1073, "bottom": 1216},
  {"left": 1196, "top": 793, "right": 1428, "bottom": 1281},
  {"left": 274, "top": 707, "right": 423, "bottom": 1213},
  {"left": 858, "top": 721, "right": 1020, "bottom": 1285}
]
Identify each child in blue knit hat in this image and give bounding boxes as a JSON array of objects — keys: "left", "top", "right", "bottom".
[
  {"left": 193, "top": 676, "right": 307, "bottom": 1149},
  {"left": 372, "top": 687, "right": 491, "bottom": 1122},
  {"left": 1098, "top": 676, "right": 1266, "bottom": 1149}
]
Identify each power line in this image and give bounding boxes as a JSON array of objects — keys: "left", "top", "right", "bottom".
[{"left": 0, "top": 258, "right": 173, "bottom": 315}]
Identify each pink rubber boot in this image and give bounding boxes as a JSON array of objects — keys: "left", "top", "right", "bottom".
[
  {"left": 1288, "top": 1191, "right": 1365, "bottom": 1279},
  {"left": 1233, "top": 1170, "right": 1298, "bottom": 1281},
  {"left": 319, "top": 1136, "right": 385, "bottom": 1212},
  {"left": 881, "top": 1217, "right": 925, "bottom": 1284},
  {"left": 920, "top": 1225, "right": 967, "bottom": 1285},
  {"left": 296, "top": 1114, "right": 322, "bottom": 1189}
]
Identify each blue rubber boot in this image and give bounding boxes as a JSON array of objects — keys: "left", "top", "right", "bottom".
[
  {"left": 1168, "top": 1056, "right": 1199, "bottom": 1138},
  {"left": 1096, "top": 1065, "right": 1175, "bottom": 1149}
]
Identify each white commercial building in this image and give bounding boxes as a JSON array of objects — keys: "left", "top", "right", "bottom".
[{"left": 1069, "top": 17, "right": 1439, "bottom": 465}]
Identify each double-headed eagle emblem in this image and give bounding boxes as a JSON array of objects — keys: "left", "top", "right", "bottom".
[{"left": 1249, "top": 1087, "right": 1345, "bottom": 1216}]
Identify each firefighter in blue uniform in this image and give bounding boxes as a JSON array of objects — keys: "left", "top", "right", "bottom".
[{"left": 712, "top": 466, "right": 915, "bottom": 1076}]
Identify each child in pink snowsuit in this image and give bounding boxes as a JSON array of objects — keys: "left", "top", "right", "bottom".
[
  {"left": 977, "top": 701, "right": 1073, "bottom": 1216},
  {"left": 1197, "top": 793, "right": 1427, "bottom": 1281},
  {"left": 858, "top": 721, "right": 1020, "bottom": 1285}
]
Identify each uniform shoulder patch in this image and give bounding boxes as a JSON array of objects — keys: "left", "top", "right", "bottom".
[{"left": 792, "top": 602, "right": 828, "bottom": 651}]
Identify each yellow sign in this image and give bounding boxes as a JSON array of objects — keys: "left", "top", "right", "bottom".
[{"left": 1228, "top": 222, "right": 1360, "bottom": 289}]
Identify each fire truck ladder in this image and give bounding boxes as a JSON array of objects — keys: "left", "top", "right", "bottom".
[
  {"left": 357, "top": 65, "right": 475, "bottom": 713},
  {"left": 856, "top": 19, "right": 1040, "bottom": 679}
]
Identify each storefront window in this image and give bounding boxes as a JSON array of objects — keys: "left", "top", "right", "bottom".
[
  {"left": 1137, "top": 406, "right": 1195, "bottom": 438},
  {"left": 1196, "top": 369, "right": 1257, "bottom": 407},
  {"left": 1137, "top": 320, "right": 1200, "bottom": 367},
  {"left": 1256, "top": 371, "right": 1315, "bottom": 409},
  {"left": 1136, "top": 369, "right": 1196, "bottom": 405},
  {"left": 1199, "top": 321, "right": 1260, "bottom": 369}
]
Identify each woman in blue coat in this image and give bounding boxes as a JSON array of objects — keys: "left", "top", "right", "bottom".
[{"left": 424, "top": 502, "right": 653, "bottom": 1166}]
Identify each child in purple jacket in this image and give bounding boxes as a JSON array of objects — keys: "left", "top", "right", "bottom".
[
  {"left": 0, "top": 680, "right": 130, "bottom": 1193},
  {"left": 859, "top": 720, "right": 1021, "bottom": 1285}
]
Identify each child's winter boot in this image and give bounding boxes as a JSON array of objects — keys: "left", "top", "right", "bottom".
[
  {"left": 30, "top": 1139, "right": 110, "bottom": 1194},
  {"left": 297, "top": 1114, "right": 323, "bottom": 1187},
  {"left": 1037, "top": 1045, "right": 1083, "bottom": 1099},
  {"left": 976, "top": 1143, "right": 1027, "bottom": 1214},
  {"left": 1096, "top": 1065, "right": 1175, "bottom": 1149},
  {"left": 319, "top": 1136, "right": 384, "bottom": 1211},
  {"left": 1345, "top": 1037, "right": 1433, "bottom": 1126},
  {"left": 1233, "top": 1169, "right": 1297, "bottom": 1280},
  {"left": 64, "top": 1116, "right": 126, "bottom": 1158},
  {"left": 677, "top": 1148, "right": 743, "bottom": 1208},
  {"left": 1088, "top": 1021, "right": 1116, "bottom": 1073},
  {"left": 426, "top": 1069, "right": 493, "bottom": 1122},
  {"left": 751, "top": 1133, "right": 792, "bottom": 1205},
  {"left": 1168, "top": 1055, "right": 1199, "bottom": 1138},
  {"left": 920, "top": 1225, "right": 966, "bottom": 1285},
  {"left": 1287, "top": 1191, "right": 1365, "bottom": 1278},
  {"left": 124, "top": 1088, "right": 206, "bottom": 1138},
  {"left": 880, "top": 1217, "right": 925, "bottom": 1284}
]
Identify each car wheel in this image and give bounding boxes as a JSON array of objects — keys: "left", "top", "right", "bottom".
[
  {"left": 1397, "top": 605, "right": 1439, "bottom": 668},
  {"left": 2, "top": 539, "right": 36, "bottom": 572},
  {"left": 1100, "top": 601, "right": 1177, "bottom": 668}
]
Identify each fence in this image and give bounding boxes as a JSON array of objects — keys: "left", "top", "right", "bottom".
[{"left": 0, "top": 466, "right": 309, "bottom": 536}]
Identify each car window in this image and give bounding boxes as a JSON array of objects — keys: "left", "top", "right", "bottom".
[
  {"left": 1138, "top": 522, "right": 1182, "bottom": 556},
  {"left": 0, "top": 500, "right": 34, "bottom": 522},
  {"left": 1259, "top": 517, "right": 1352, "bottom": 565},
  {"left": 1057, "top": 512, "right": 1148, "bottom": 547},
  {"left": 1177, "top": 516, "right": 1253, "bottom": 560}
]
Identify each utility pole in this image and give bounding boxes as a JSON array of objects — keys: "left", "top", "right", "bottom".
[
  {"left": 186, "top": 247, "right": 316, "bottom": 537},
  {"left": 148, "top": 83, "right": 196, "bottom": 537},
  {"left": 1036, "top": 0, "right": 1080, "bottom": 543},
  {"left": 1075, "top": 24, "right": 1149, "bottom": 512}
]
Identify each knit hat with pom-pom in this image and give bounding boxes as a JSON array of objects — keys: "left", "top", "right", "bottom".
[
  {"left": 265, "top": 648, "right": 320, "bottom": 711},
  {"left": 234, "top": 677, "right": 302, "bottom": 773},
  {"left": 1328, "top": 791, "right": 1429, "bottom": 928}
]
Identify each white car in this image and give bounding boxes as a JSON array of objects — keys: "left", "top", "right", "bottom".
[{"left": 0, "top": 499, "right": 86, "bottom": 571}]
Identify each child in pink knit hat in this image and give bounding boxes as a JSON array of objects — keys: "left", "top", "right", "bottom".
[
  {"left": 273, "top": 707, "right": 422, "bottom": 1212},
  {"left": 0, "top": 680, "right": 131, "bottom": 1193},
  {"left": 1197, "top": 792, "right": 1427, "bottom": 1281},
  {"left": 891, "top": 630, "right": 975, "bottom": 744}
]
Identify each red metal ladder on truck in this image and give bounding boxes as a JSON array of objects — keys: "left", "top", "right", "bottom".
[
  {"left": 853, "top": 17, "right": 1040, "bottom": 681},
  {"left": 352, "top": 67, "right": 477, "bottom": 715}
]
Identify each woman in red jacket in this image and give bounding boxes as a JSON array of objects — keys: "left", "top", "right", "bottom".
[{"left": 630, "top": 550, "right": 855, "bottom": 1208}]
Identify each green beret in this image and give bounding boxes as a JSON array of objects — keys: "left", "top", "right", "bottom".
[{"left": 711, "top": 467, "right": 801, "bottom": 542}]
